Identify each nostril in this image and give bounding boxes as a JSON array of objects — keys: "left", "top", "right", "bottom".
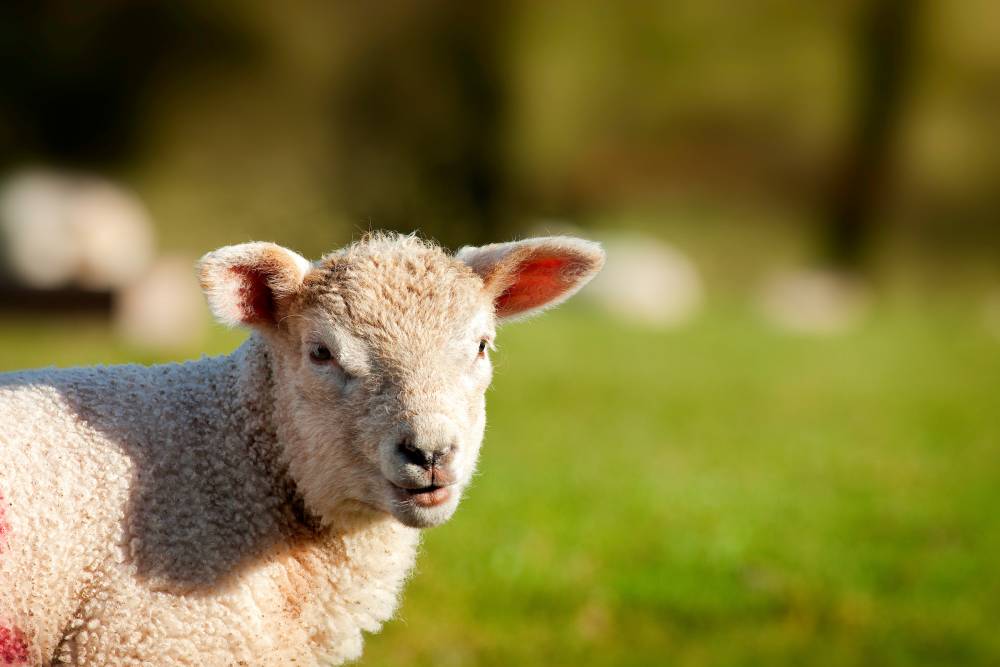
[
  {"left": 430, "top": 446, "right": 455, "bottom": 466},
  {"left": 397, "top": 439, "right": 431, "bottom": 467}
]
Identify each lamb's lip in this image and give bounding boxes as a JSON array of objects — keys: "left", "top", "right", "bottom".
[{"left": 389, "top": 482, "right": 453, "bottom": 508}]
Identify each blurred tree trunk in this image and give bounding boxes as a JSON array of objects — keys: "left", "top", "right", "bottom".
[
  {"left": 329, "top": 1, "right": 510, "bottom": 248},
  {"left": 822, "top": 0, "right": 920, "bottom": 269}
]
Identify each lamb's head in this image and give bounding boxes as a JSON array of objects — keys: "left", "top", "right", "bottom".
[{"left": 199, "top": 233, "right": 604, "bottom": 528}]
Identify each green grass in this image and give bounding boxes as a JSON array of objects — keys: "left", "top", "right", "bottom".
[{"left": 2, "top": 304, "right": 998, "bottom": 666}]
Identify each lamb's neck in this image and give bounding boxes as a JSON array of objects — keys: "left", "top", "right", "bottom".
[
  {"left": 227, "top": 333, "right": 419, "bottom": 559},
  {"left": 210, "top": 336, "right": 288, "bottom": 506},
  {"left": 226, "top": 336, "right": 420, "bottom": 655}
]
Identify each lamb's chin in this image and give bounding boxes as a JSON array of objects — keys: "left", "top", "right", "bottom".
[{"left": 388, "top": 493, "right": 461, "bottom": 528}]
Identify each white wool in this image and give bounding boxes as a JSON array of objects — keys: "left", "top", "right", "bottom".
[{"left": 0, "top": 338, "right": 418, "bottom": 666}]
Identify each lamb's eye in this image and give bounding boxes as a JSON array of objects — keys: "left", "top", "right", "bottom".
[
  {"left": 309, "top": 344, "right": 333, "bottom": 363},
  {"left": 477, "top": 339, "right": 488, "bottom": 357}
]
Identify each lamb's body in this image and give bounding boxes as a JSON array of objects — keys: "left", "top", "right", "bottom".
[
  {"left": 0, "top": 233, "right": 604, "bottom": 665},
  {"left": 0, "top": 336, "right": 417, "bottom": 666}
]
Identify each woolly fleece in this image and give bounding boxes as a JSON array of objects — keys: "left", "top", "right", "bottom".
[{"left": 0, "top": 340, "right": 417, "bottom": 665}]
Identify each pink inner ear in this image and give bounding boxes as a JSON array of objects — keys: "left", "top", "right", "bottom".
[
  {"left": 495, "top": 257, "right": 570, "bottom": 317},
  {"left": 230, "top": 265, "right": 276, "bottom": 325}
]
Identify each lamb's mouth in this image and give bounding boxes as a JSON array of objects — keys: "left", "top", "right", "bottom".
[{"left": 390, "top": 483, "right": 453, "bottom": 508}]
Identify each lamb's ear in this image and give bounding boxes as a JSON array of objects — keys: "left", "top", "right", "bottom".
[
  {"left": 457, "top": 236, "right": 605, "bottom": 321},
  {"left": 198, "top": 242, "right": 312, "bottom": 327}
]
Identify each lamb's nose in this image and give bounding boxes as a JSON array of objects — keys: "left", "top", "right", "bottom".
[
  {"left": 396, "top": 439, "right": 455, "bottom": 470},
  {"left": 397, "top": 439, "right": 430, "bottom": 467}
]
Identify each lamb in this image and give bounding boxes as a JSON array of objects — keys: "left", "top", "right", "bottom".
[{"left": 0, "top": 232, "right": 604, "bottom": 666}]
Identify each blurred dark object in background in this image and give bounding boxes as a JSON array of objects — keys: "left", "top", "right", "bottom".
[
  {"left": 330, "top": 1, "right": 511, "bottom": 247},
  {"left": 821, "top": 0, "right": 920, "bottom": 270},
  {"left": 0, "top": 0, "right": 254, "bottom": 169},
  {"left": 0, "top": 283, "right": 112, "bottom": 315}
]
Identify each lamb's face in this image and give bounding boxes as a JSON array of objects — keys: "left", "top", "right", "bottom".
[
  {"left": 199, "top": 233, "right": 604, "bottom": 529},
  {"left": 276, "top": 244, "right": 495, "bottom": 527}
]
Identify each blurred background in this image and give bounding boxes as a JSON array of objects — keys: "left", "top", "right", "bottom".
[{"left": 1, "top": 1, "right": 998, "bottom": 665}]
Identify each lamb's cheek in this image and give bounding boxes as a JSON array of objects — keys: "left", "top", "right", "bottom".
[{"left": 466, "top": 393, "right": 486, "bottom": 432}]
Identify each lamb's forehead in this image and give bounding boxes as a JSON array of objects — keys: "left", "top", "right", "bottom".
[{"left": 297, "top": 235, "right": 490, "bottom": 338}]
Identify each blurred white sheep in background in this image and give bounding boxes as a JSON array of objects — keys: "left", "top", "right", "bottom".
[
  {"left": 584, "top": 234, "right": 703, "bottom": 328},
  {"left": 0, "top": 169, "right": 204, "bottom": 349},
  {"left": 758, "top": 269, "right": 870, "bottom": 334},
  {"left": 115, "top": 256, "right": 207, "bottom": 349},
  {"left": 0, "top": 170, "right": 155, "bottom": 290},
  {"left": 0, "top": 172, "right": 80, "bottom": 289}
]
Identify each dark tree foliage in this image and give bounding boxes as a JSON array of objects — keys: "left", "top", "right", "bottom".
[
  {"left": 328, "top": 1, "right": 511, "bottom": 248},
  {"left": 0, "top": 0, "right": 254, "bottom": 170}
]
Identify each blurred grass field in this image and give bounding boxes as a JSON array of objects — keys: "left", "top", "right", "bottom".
[
  {"left": 2, "top": 1, "right": 998, "bottom": 664},
  {"left": 2, "top": 299, "right": 997, "bottom": 666}
]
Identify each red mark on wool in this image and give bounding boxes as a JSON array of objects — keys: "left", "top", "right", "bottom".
[{"left": 0, "top": 626, "right": 29, "bottom": 664}]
